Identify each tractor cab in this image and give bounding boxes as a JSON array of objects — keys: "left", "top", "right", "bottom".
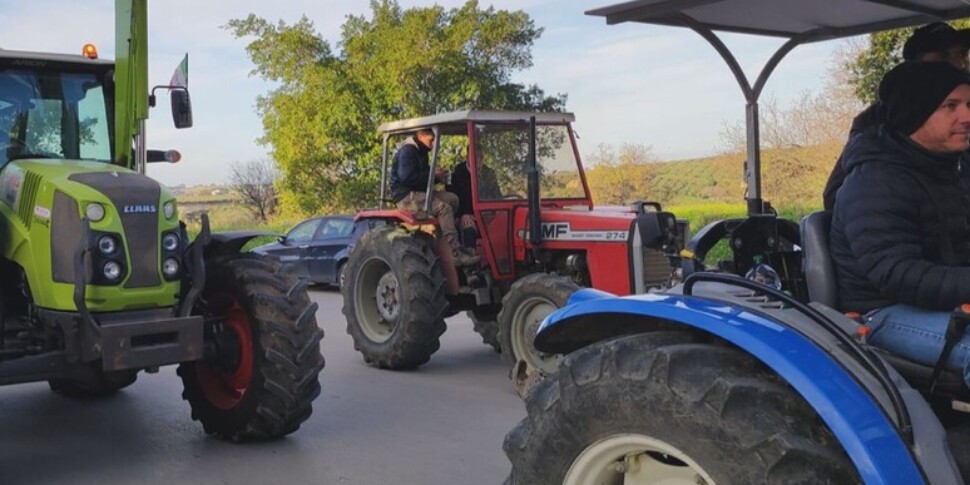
[{"left": 366, "top": 111, "right": 594, "bottom": 282}]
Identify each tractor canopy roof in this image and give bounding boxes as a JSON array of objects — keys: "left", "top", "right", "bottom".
[
  {"left": 587, "top": 0, "right": 970, "bottom": 42},
  {"left": 378, "top": 110, "right": 576, "bottom": 136}
]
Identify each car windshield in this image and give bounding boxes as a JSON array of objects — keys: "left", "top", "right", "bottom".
[
  {"left": 473, "top": 123, "right": 586, "bottom": 200},
  {"left": 287, "top": 219, "right": 321, "bottom": 243},
  {"left": 0, "top": 68, "right": 113, "bottom": 169}
]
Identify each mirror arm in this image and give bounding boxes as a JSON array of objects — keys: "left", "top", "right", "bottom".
[{"left": 149, "top": 85, "right": 187, "bottom": 108}]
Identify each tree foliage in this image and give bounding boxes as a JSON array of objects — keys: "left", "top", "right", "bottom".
[
  {"left": 584, "top": 144, "right": 663, "bottom": 205},
  {"left": 846, "top": 20, "right": 970, "bottom": 104},
  {"left": 227, "top": 0, "right": 565, "bottom": 214}
]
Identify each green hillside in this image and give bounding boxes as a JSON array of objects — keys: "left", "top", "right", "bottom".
[{"left": 588, "top": 142, "right": 841, "bottom": 217}]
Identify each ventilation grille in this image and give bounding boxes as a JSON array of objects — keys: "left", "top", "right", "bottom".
[
  {"left": 17, "top": 171, "right": 41, "bottom": 229},
  {"left": 642, "top": 248, "right": 672, "bottom": 289}
]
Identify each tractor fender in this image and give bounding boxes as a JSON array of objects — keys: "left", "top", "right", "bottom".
[
  {"left": 534, "top": 288, "right": 928, "bottom": 485},
  {"left": 204, "top": 230, "right": 278, "bottom": 259}
]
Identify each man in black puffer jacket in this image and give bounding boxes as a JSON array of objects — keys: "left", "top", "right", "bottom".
[
  {"left": 831, "top": 61, "right": 970, "bottom": 385},
  {"left": 822, "top": 22, "right": 970, "bottom": 211}
]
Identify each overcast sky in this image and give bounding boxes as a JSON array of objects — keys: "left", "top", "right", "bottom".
[{"left": 0, "top": 0, "right": 850, "bottom": 187}]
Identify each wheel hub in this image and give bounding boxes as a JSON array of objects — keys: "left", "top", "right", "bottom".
[
  {"left": 376, "top": 272, "right": 401, "bottom": 322},
  {"left": 195, "top": 299, "right": 254, "bottom": 410},
  {"left": 564, "top": 434, "right": 714, "bottom": 485}
]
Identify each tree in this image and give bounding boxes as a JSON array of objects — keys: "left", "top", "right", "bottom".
[
  {"left": 228, "top": 158, "right": 279, "bottom": 222},
  {"left": 227, "top": 0, "right": 566, "bottom": 214},
  {"left": 845, "top": 20, "right": 970, "bottom": 104},
  {"left": 585, "top": 143, "right": 661, "bottom": 205}
]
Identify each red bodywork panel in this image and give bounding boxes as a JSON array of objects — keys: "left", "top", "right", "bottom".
[
  {"left": 514, "top": 206, "right": 636, "bottom": 295},
  {"left": 475, "top": 198, "right": 638, "bottom": 294}
]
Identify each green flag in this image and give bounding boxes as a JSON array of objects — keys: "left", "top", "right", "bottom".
[{"left": 170, "top": 53, "right": 188, "bottom": 88}]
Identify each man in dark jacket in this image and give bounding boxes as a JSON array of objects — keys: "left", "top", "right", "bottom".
[
  {"left": 830, "top": 61, "right": 970, "bottom": 386},
  {"left": 822, "top": 22, "right": 970, "bottom": 210},
  {"left": 390, "top": 129, "right": 479, "bottom": 266}
]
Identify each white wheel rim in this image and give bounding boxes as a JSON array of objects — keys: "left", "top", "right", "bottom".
[
  {"left": 510, "top": 296, "right": 562, "bottom": 374},
  {"left": 564, "top": 434, "right": 716, "bottom": 485},
  {"left": 353, "top": 258, "right": 397, "bottom": 343}
]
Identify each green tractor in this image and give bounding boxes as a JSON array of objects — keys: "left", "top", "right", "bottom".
[{"left": 0, "top": 1, "right": 324, "bottom": 440}]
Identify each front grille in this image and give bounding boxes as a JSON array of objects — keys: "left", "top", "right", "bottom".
[{"left": 69, "top": 172, "right": 161, "bottom": 288}]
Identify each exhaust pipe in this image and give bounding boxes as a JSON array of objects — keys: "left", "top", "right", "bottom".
[{"left": 527, "top": 116, "right": 542, "bottom": 248}]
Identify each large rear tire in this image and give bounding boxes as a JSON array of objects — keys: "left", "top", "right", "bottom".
[
  {"left": 497, "top": 273, "right": 579, "bottom": 395},
  {"left": 342, "top": 226, "right": 447, "bottom": 369},
  {"left": 504, "top": 332, "right": 859, "bottom": 484},
  {"left": 177, "top": 253, "right": 324, "bottom": 441}
]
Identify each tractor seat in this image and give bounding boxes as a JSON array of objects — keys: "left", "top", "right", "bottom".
[
  {"left": 799, "top": 211, "right": 838, "bottom": 308},
  {"left": 800, "top": 211, "right": 970, "bottom": 400}
]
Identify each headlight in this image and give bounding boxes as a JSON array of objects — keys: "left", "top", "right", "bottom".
[
  {"left": 98, "top": 236, "right": 117, "bottom": 255},
  {"left": 162, "top": 258, "right": 179, "bottom": 277},
  {"left": 162, "top": 233, "right": 179, "bottom": 252},
  {"left": 103, "top": 261, "right": 122, "bottom": 280},
  {"left": 86, "top": 203, "right": 105, "bottom": 222},
  {"left": 163, "top": 201, "right": 175, "bottom": 219}
]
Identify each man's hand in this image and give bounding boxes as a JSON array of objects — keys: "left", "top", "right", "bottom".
[
  {"left": 460, "top": 214, "right": 476, "bottom": 228},
  {"left": 435, "top": 168, "right": 449, "bottom": 183}
]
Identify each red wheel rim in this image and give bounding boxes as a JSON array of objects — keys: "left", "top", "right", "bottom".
[{"left": 195, "top": 298, "right": 254, "bottom": 410}]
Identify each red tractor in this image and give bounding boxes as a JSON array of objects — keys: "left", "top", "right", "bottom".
[{"left": 341, "top": 111, "right": 685, "bottom": 393}]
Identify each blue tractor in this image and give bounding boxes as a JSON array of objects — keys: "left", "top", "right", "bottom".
[{"left": 504, "top": 2, "right": 970, "bottom": 484}]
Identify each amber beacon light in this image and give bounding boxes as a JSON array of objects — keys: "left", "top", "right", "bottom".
[{"left": 82, "top": 43, "right": 98, "bottom": 59}]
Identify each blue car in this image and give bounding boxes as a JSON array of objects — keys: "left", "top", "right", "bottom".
[{"left": 252, "top": 215, "right": 383, "bottom": 287}]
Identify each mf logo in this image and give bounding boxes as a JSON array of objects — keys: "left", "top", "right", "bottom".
[
  {"left": 541, "top": 222, "right": 569, "bottom": 238},
  {"left": 123, "top": 204, "right": 157, "bottom": 214}
]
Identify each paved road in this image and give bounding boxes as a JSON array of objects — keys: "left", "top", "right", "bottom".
[{"left": 0, "top": 288, "right": 525, "bottom": 485}]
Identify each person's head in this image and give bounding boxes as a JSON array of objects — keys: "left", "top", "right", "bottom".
[
  {"left": 415, "top": 129, "right": 435, "bottom": 150},
  {"left": 880, "top": 61, "right": 970, "bottom": 153},
  {"left": 903, "top": 22, "right": 970, "bottom": 70}
]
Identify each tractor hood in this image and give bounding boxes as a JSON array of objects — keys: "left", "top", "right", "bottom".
[
  {"left": 1, "top": 159, "right": 176, "bottom": 227},
  {"left": 538, "top": 207, "right": 638, "bottom": 239},
  {"left": 0, "top": 158, "right": 181, "bottom": 311}
]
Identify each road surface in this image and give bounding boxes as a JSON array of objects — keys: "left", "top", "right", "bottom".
[{"left": 0, "top": 287, "right": 525, "bottom": 485}]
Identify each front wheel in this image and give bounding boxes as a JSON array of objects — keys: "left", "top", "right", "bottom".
[
  {"left": 497, "top": 273, "right": 579, "bottom": 396},
  {"left": 504, "top": 332, "right": 859, "bottom": 484},
  {"left": 177, "top": 253, "right": 324, "bottom": 441},
  {"left": 337, "top": 261, "right": 348, "bottom": 289}
]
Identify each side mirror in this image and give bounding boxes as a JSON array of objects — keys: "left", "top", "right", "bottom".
[
  {"left": 277, "top": 235, "right": 286, "bottom": 245},
  {"left": 171, "top": 89, "right": 193, "bottom": 129}
]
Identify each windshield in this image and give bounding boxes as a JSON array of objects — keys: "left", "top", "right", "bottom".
[
  {"left": 473, "top": 123, "right": 587, "bottom": 200},
  {"left": 0, "top": 69, "right": 112, "bottom": 168}
]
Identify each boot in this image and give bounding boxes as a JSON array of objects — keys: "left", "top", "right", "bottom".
[{"left": 452, "top": 246, "right": 480, "bottom": 267}]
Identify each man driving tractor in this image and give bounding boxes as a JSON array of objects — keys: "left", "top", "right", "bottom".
[{"left": 390, "top": 128, "right": 480, "bottom": 266}]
